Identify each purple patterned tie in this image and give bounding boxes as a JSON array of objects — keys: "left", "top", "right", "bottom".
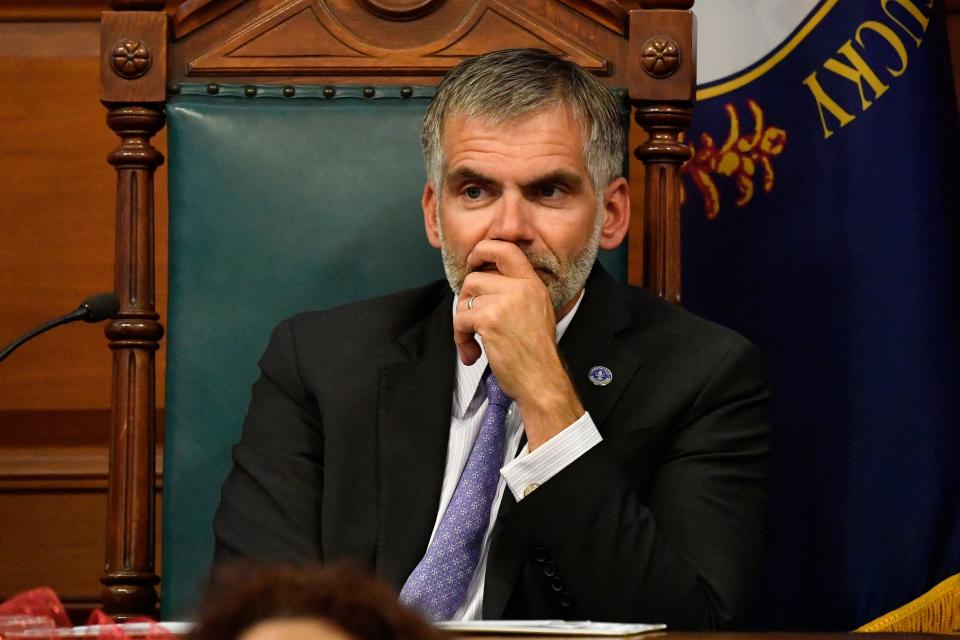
[{"left": 399, "top": 369, "right": 512, "bottom": 620}]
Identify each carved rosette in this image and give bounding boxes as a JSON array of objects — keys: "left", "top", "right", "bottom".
[
  {"left": 640, "top": 37, "right": 680, "bottom": 78},
  {"left": 111, "top": 39, "right": 152, "bottom": 79}
]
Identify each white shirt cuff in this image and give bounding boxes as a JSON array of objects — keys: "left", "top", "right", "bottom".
[{"left": 500, "top": 412, "right": 602, "bottom": 502}]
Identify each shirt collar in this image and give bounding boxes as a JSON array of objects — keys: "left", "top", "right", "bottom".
[{"left": 451, "top": 288, "right": 586, "bottom": 418}]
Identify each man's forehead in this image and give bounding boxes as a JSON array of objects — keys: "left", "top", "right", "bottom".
[
  {"left": 440, "top": 103, "right": 583, "bottom": 144},
  {"left": 438, "top": 104, "right": 588, "bottom": 174}
]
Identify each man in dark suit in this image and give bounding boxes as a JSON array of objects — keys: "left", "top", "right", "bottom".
[{"left": 213, "top": 49, "right": 769, "bottom": 630}]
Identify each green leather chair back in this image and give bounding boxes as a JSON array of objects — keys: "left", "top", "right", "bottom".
[{"left": 162, "top": 84, "right": 628, "bottom": 618}]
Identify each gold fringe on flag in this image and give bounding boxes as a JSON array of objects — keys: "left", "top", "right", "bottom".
[{"left": 856, "top": 572, "right": 960, "bottom": 633}]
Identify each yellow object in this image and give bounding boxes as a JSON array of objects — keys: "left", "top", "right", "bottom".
[{"left": 856, "top": 572, "right": 960, "bottom": 633}]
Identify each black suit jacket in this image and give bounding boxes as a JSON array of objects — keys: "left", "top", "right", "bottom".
[{"left": 213, "top": 265, "right": 769, "bottom": 629}]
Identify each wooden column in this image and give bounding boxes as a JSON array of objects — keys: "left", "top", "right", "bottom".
[
  {"left": 99, "top": 1, "right": 167, "bottom": 619},
  {"left": 628, "top": 0, "right": 695, "bottom": 304}
]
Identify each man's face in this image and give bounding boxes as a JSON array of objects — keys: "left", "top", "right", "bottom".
[{"left": 422, "top": 104, "right": 628, "bottom": 315}]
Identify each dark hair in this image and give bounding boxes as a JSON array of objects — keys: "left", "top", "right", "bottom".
[{"left": 190, "top": 565, "right": 441, "bottom": 640}]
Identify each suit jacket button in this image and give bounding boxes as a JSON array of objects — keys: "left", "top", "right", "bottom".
[
  {"left": 560, "top": 595, "right": 572, "bottom": 607},
  {"left": 534, "top": 547, "right": 547, "bottom": 563},
  {"left": 543, "top": 561, "right": 557, "bottom": 577},
  {"left": 551, "top": 578, "right": 563, "bottom": 592}
]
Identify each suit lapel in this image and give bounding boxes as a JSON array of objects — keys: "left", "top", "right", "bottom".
[
  {"left": 559, "top": 266, "right": 642, "bottom": 430},
  {"left": 483, "top": 265, "right": 642, "bottom": 619},
  {"left": 376, "top": 291, "right": 457, "bottom": 589}
]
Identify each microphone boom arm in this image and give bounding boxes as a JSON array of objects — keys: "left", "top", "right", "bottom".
[{"left": 0, "top": 293, "right": 119, "bottom": 364}]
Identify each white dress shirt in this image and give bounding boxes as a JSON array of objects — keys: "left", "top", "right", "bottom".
[{"left": 418, "top": 289, "right": 603, "bottom": 620}]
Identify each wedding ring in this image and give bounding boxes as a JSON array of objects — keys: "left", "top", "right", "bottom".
[{"left": 467, "top": 295, "right": 476, "bottom": 310}]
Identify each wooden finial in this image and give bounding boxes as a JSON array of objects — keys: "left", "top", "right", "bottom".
[
  {"left": 100, "top": 0, "right": 168, "bottom": 618},
  {"left": 627, "top": 1, "right": 695, "bottom": 303},
  {"left": 100, "top": 104, "right": 165, "bottom": 621}
]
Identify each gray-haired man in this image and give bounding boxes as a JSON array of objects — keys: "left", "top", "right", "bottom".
[{"left": 214, "top": 48, "right": 769, "bottom": 629}]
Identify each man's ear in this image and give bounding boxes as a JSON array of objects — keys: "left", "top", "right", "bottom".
[
  {"left": 422, "top": 181, "right": 441, "bottom": 249},
  {"left": 598, "top": 177, "right": 630, "bottom": 250}
]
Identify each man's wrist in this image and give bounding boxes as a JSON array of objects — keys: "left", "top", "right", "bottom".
[
  {"left": 501, "top": 412, "right": 602, "bottom": 501},
  {"left": 516, "top": 367, "right": 584, "bottom": 451}
]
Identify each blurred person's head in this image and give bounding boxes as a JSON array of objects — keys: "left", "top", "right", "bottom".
[
  {"left": 191, "top": 565, "right": 440, "bottom": 640},
  {"left": 238, "top": 618, "right": 353, "bottom": 640}
]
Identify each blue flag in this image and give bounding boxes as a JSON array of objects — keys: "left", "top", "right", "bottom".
[{"left": 683, "top": 0, "right": 960, "bottom": 630}]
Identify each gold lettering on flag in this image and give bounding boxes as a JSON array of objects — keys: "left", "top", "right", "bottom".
[
  {"left": 803, "top": 0, "right": 931, "bottom": 139},
  {"left": 882, "top": 0, "right": 933, "bottom": 47}
]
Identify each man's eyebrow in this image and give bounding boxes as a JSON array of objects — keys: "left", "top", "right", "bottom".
[
  {"left": 443, "top": 167, "right": 585, "bottom": 190},
  {"left": 445, "top": 167, "right": 494, "bottom": 186},
  {"left": 523, "top": 170, "right": 584, "bottom": 191}
]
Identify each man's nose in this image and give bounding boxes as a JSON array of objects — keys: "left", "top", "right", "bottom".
[{"left": 488, "top": 192, "right": 535, "bottom": 243}]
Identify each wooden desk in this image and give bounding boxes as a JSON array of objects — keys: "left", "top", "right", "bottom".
[
  {"left": 455, "top": 634, "right": 956, "bottom": 640},
  {"left": 9, "top": 628, "right": 953, "bottom": 639}
]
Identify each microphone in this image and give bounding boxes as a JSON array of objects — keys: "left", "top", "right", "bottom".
[
  {"left": 0, "top": 292, "right": 120, "bottom": 364},
  {"left": 77, "top": 292, "right": 121, "bottom": 322}
]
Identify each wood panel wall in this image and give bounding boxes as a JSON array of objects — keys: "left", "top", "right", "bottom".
[
  {"left": 0, "top": 7, "right": 172, "bottom": 622},
  {"left": 0, "top": 0, "right": 959, "bottom": 622}
]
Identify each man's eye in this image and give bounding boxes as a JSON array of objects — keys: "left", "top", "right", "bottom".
[
  {"left": 539, "top": 184, "right": 562, "bottom": 198},
  {"left": 464, "top": 186, "right": 484, "bottom": 199}
]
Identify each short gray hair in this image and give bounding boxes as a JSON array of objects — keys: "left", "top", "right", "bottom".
[{"left": 421, "top": 48, "right": 625, "bottom": 193}]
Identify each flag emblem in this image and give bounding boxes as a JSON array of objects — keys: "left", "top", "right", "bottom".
[{"left": 682, "top": 100, "right": 787, "bottom": 220}]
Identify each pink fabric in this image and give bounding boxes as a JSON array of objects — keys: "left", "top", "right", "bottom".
[{"left": 0, "top": 588, "right": 172, "bottom": 638}]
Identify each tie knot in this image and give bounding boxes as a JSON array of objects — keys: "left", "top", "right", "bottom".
[{"left": 483, "top": 369, "right": 512, "bottom": 409}]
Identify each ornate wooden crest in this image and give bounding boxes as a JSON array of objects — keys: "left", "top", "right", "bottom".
[{"left": 186, "top": 0, "right": 610, "bottom": 76}]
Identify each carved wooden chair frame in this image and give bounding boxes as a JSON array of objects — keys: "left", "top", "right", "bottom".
[{"left": 97, "top": 0, "right": 696, "bottom": 618}]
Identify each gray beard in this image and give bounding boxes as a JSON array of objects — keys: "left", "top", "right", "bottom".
[{"left": 437, "top": 202, "right": 603, "bottom": 311}]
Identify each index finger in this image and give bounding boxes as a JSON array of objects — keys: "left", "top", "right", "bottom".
[{"left": 467, "top": 240, "right": 538, "bottom": 280}]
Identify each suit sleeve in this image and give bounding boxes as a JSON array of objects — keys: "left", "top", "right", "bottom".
[
  {"left": 212, "top": 318, "right": 325, "bottom": 568},
  {"left": 495, "top": 338, "right": 769, "bottom": 629}
]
